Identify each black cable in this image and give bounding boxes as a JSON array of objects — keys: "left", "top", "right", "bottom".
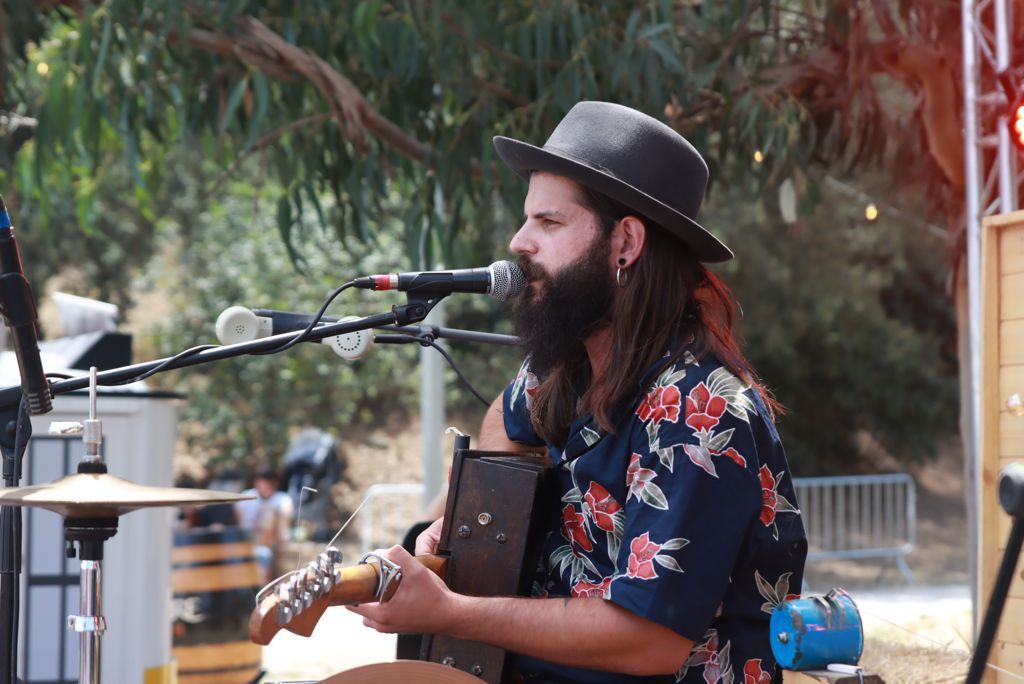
[
  {"left": 418, "top": 337, "right": 491, "bottom": 408},
  {"left": 111, "top": 344, "right": 220, "bottom": 386},
  {"left": 254, "top": 281, "right": 357, "bottom": 355}
]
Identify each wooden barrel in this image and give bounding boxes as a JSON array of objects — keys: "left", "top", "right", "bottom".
[{"left": 172, "top": 527, "right": 264, "bottom": 684}]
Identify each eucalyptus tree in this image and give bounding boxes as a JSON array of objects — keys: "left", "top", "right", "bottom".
[
  {"left": 2, "top": 1, "right": 962, "bottom": 260},
  {"left": 0, "top": 1, "right": 964, "bottom": 470}
]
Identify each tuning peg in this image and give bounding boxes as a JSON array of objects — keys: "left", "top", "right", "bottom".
[{"left": 276, "top": 583, "right": 294, "bottom": 625}]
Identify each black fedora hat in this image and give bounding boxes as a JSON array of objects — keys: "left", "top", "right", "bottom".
[{"left": 493, "top": 101, "right": 732, "bottom": 263}]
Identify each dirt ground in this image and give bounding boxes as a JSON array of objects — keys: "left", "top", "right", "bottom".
[
  {"left": 800, "top": 441, "right": 976, "bottom": 683},
  {"left": 264, "top": 426, "right": 984, "bottom": 683}
]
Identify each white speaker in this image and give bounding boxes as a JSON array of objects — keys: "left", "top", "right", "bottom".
[
  {"left": 322, "top": 316, "right": 374, "bottom": 360},
  {"left": 214, "top": 306, "right": 273, "bottom": 344}
]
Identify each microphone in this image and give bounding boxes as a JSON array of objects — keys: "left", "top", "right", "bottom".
[
  {"left": 214, "top": 307, "right": 373, "bottom": 360},
  {"left": 0, "top": 197, "right": 52, "bottom": 414},
  {"left": 352, "top": 261, "right": 525, "bottom": 302}
]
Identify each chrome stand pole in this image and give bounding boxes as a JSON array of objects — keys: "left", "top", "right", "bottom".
[{"left": 69, "top": 559, "right": 105, "bottom": 684}]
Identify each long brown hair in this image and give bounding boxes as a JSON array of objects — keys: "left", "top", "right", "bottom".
[{"left": 527, "top": 183, "right": 781, "bottom": 445}]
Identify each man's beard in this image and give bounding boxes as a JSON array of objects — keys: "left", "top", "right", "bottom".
[{"left": 511, "top": 244, "right": 616, "bottom": 377}]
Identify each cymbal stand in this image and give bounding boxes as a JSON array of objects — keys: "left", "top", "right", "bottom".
[
  {"left": 61, "top": 368, "right": 116, "bottom": 684},
  {"left": 64, "top": 516, "right": 117, "bottom": 684}
]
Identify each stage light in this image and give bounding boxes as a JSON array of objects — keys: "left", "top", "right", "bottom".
[
  {"left": 1010, "top": 100, "right": 1024, "bottom": 149},
  {"left": 865, "top": 204, "right": 879, "bottom": 221}
]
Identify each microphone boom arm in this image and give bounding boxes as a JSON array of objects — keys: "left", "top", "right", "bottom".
[{"left": 0, "top": 300, "right": 435, "bottom": 409}]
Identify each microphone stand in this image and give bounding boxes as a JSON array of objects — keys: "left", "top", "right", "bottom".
[
  {"left": 966, "top": 463, "right": 1024, "bottom": 684},
  {"left": 379, "top": 324, "right": 519, "bottom": 347},
  {"left": 0, "top": 296, "right": 442, "bottom": 683}
]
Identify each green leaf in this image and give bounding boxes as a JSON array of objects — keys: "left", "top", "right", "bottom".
[
  {"left": 706, "top": 428, "right": 735, "bottom": 453},
  {"left": 275, "top": 194, "right": 304, "bottom": 270},
  {"left": 91, "top": 13, "right": 113, "bottom": 91},
  {"left": 220, "top": 75, "right": 250, "bottom": 133},
  {"left": 656, "top": 447, "right": 674, "bottom": 472},
  {"left": 661, "top": 537, "right": 689, "bottom": 550},
  {"left": 304, "top": 180, "right": 327, "bottom": 232},
  {"left": 640, "top": 483, "right": 669, "bottom": 510},
  {"left": 243, "top": 72, "right": 270, "bottom": 149},
  {"left": 654, "top": 554, "right": 684, "bottom": 573}
]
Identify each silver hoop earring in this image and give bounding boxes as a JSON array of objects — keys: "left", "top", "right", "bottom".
[{"left": 616, "top": 267, "right": 628, "bottom": 288}]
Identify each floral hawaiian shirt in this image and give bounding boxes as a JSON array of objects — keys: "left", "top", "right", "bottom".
[{"left": 502, "top": 349, "right": 807, "bottom": 684}]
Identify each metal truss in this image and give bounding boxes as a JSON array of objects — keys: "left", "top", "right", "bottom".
[{"left": 962, "top": 0, "right": 1017, "bottom": 631}]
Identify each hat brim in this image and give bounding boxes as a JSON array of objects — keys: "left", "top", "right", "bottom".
[{"left": 493, "top": 136, "right": 733, "bottom": 263}]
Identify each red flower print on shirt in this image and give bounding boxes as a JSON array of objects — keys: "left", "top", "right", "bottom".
[
  {"left": 625, "top": 453, "right": 669, "bottom": 509},
  {"left": 685, "top": 382, "right": 728, "bottom": 433},
  {"left": 560, "top": 504, "right": 593, "bottom": 553},
  {"left": 626, "top": 453, "right": 656, "bottom": 496},
  {"left": 760, "top": 465, "right": 778, "bottom": 526},
  {"left": 721, "top": 447, "right": 747, "bottom": 468},
  {"left": 584, "top": 482, "right": 622, "bottom": 533},
  {"left": 756, "top": 466, "right": 799, "bottom": 540},
  {"left": 571, "top": 576, "right": 612, "bottom": 598},
  {"left": 626, "top": 532, "right": 661, "bottom": 579},
  {"left": 636, "top": 385, "right": 682, "bottom": 426},
  {"left": 743, "top": 658, "right": 771, "bottom": 684}
]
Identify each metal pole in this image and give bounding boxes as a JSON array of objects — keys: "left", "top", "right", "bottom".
[
  {"left": 74, "top": 559, "right": 104, "bottom": 684},
  {"left": 961, "top": 0, "right": 983, "bottom": 631},
  {"left": 995, "top": 0, "right": 1017, "bottom": 213},
  {"left": 420, "top": 300, "right": 446, "bottom": 512}
]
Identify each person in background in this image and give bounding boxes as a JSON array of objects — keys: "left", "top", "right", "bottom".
[
  {"left": 185, "top": 468, "right": 241, "bottom": 529},
  {"left": 235, "top": 465, "right": 294, "bottom": 580}
]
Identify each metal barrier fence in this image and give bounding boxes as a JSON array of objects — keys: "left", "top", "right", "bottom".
[
  {"left": 360, "top": 483, "right": 426, "bottom": 552},
  {"left": 793, "top": 473, "right": 917, "bottom": 582},
  {"left": 359, "top": 475, "right": 918, "bottom": 582}
]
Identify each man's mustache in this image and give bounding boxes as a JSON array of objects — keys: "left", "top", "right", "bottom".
[{"left": 516, "top": 255, "right": 548, "bottom": 283}]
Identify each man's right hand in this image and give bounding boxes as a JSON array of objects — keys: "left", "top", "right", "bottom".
[{"left": 415, "top": 517, "right": 444, "bottom": 554}]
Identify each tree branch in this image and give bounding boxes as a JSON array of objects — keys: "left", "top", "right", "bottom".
[
  {"left": 206, "top": 112, "right": 333, "bottom": 197},
  {"left": 184, "top": 14, "right": 435, "bottom": 166}
]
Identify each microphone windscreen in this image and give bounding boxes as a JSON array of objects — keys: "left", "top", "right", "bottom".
[{"left": 489, "top": 261, "right": 526, "bottom": 301}]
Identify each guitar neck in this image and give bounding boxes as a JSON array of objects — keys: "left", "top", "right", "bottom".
[{"left": 328, "top": 553, "right": 449, "bottom": 605}]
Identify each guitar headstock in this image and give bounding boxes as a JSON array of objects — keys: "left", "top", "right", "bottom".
[
  {"left": 249, "top": 546, "right": 345, "bottom": 645},
  {"left": 249, "top": 549, "right": 447, "bottom": 645}
]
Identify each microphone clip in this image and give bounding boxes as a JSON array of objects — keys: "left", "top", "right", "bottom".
[{"left": 392, "top": 295, "right": 443, "bottom": 326}]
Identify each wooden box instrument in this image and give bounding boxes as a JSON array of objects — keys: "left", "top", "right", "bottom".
[{"left": 419, "top": 448, "right": 554, "bottom": 683}]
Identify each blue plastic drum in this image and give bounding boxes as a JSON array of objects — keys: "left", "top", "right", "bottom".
[{"left": 770, "top": 588, "right": 864, "bottom": 670}]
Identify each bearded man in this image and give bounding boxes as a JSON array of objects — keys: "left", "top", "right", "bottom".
[{"left": 350, "top": 101, "right": 808, "bottom": 684}]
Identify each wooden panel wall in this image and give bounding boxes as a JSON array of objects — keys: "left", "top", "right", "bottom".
[{"left": 981, "top": 210, "right": 1024, "bottom": 682}]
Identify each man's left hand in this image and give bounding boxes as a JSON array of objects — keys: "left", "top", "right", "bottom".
[{"left": 347, "top": 545, "right": 456, "bottom": 634}]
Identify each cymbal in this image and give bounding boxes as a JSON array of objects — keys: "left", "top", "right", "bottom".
[
  {"left": 0, "top": 472, "right": 253, "bottom": 518},
  {"left": 321, "top": 661, "right": 481, "bottom": 683}
]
